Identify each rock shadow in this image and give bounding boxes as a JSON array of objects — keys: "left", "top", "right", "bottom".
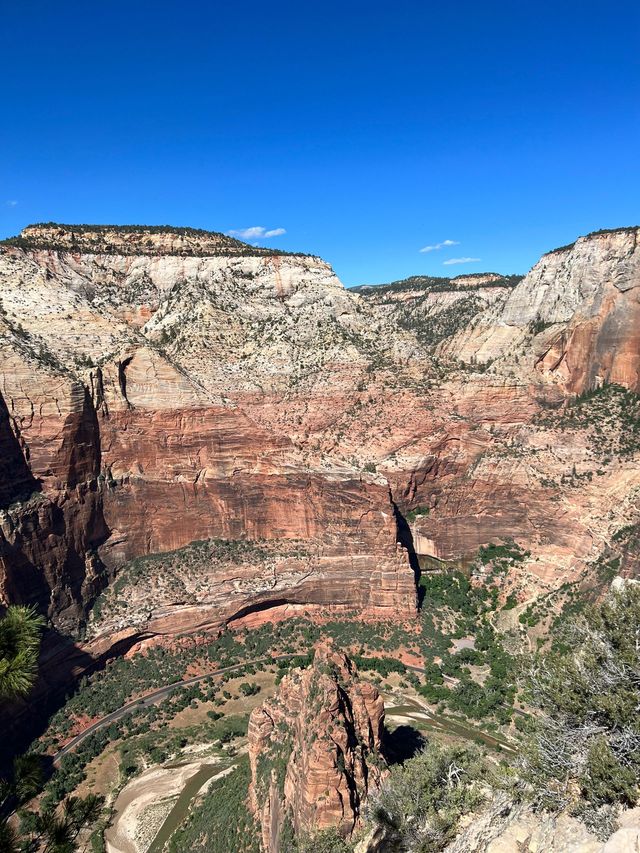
[
  {"left": 385, "top": 724, "right": 426, "bottom": 764},
  {"left": 392, "top": 501, "right": 424, "bottom": 608}
]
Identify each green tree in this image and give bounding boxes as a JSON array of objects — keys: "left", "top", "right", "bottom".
[
  {"left": 521, "top": 584, "right": 640, "bottom": 831},
  {"left": 0, "top": 605, "right": 45, "bottom": 699},
  {"left": 294, "top": 828, "right": 352, "bottom": 852},
  {"left": 367, "top": 742, "right": 485, "bottom": 852},
  {"left": 0, "top": 606, "right": 45, "bottom": 852},
  {"left": 0, "top": 821, "right": 19, "bottom": 853},
  {"left": 24, "top": 795, "right": 104, "bottom": 853}
]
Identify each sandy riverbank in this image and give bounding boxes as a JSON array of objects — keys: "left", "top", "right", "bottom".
[{"left": 104, "top": 757, "right": 225, "bottom": 853}]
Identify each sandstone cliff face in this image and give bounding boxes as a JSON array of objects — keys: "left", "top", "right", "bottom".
[
  {"left": 0, "top": 225, "right": 417, "bottom": 640},
  {"left": 248, "top": 642, "right": 386, "bottom": 851},
  {"left": 441, "top": 228, "right": 640, "bottom": 393},
  {"left": 337, "top": 231, "right": 640, "bottom": 594},
  {"left": 1, "top": 223, "right": 640, "bottom": 645}
]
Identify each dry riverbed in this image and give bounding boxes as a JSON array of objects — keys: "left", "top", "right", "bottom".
[{"left": 104, "top": 754, "right": 233, "bottom": 853}]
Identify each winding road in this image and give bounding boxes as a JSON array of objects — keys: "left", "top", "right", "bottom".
[
  {"left": 53, "top": 654, "right": 298, "bottom": 764},
  {"left": 53, "top": 655, "right": 518, "bottom": 764}
]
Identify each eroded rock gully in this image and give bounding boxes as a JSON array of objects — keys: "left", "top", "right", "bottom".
[{"left": 0, "top": 223, "right": 639, "bottom": 662}]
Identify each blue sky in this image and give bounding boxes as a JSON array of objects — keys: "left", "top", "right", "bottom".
[{"left": 1, "top": 1, "right": 639, "bottom": 286}]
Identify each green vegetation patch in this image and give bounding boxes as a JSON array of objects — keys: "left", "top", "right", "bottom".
[
  {"left": 521, "top": 584, "right": 640, "bottom": 837},
  {"left": 367, "top": 741, "right": 486, "bottom": 852},
  {"left": 418, "top": 569, "right": 516, "bottom": 722},
  {"left": 353, "top": 273, "right": 522, "bottom": 296},
  {"left": 537, "top": 383, "right": 640, "bottom": 460},
  {"left": 405, "top": 505, "right": 430, "bottom": 522},
  {"left": 167, "top": 755, "right": 260, "bottom": 853}
]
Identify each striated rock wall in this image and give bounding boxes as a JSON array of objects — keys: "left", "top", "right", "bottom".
[
  {"left": 248, "top": 641, "right": 386, "bottom": 851},
  {"left": 0, "top": 225, "right": 417, "bottom": 643},
  {"left": 339, "top": 229, "right": 640, "bottom": 589},
  {"left": 441, "top": 228, "right": 640, "bottom": 393},
  {"left": 1, "top": 222, "right": 640, "bottom": 648}
]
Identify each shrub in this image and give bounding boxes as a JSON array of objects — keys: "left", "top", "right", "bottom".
[
  {"left": 367, "top": 742, "right": 485, "bottom": 852},
  {"left": 521, "top": 584, "right": 640, "bottom": 820}
]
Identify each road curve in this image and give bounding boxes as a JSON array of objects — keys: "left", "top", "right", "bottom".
[
  {"left": 53, "top": 654, "right": 298, "bottom": 764},
  {"left": 53, "top": 655, "right": 521, "bottom": 764}
]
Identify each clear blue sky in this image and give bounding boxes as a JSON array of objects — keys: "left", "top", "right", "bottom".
[{"left": 1, "top": 1, "right": 639, "bottom": 286}]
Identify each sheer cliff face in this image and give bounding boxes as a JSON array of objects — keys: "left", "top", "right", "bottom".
[
  {"left": 0, "top": 225, "right": 417, "bottom": 637},
  {"left": 248, "top": 642, "right": 386, "bottom": 851},
  {"left": 327, "top": 230, "right": 640, "bottom": 597},
  {"left": 442, "top": 228, "right": 640, "bottom": 393},
  {"left": 1, "top": 224, "right": 639, "bottom": 639}
]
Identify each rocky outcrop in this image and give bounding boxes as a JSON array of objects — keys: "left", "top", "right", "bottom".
[
  {"left": 356, "top": 797, "right": 640, "bottom": 853},
  {"left": 248, "top": 641, "right": 386, "bottom": 851},
  {"left": 441, "top": 227, "right": 640, "bottom": 393},
  {"left": 351, "top": 273, "right": 519, "bottom": 353},
  {"left": 440, "top": 799, "right": 601, "bottom": 853},
  {"left": 438, "top": 800, "right": 640, "bottom": 853}
]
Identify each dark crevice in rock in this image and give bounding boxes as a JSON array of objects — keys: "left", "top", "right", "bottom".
[
  {"left": 391, "top": 498, "right": 423, "bottom": 608},
  {"left": 226, "top": 597, "right": 291, "bottom": 625},
  {"left": 0, "top": 390, "right": 39, "bottom": 509},
  {"left": 118, "top": 355, "right": 134, "bottom": 408}
]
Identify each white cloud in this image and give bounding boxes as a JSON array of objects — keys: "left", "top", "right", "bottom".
[
  {"left": 419, "top": 239, "right": 459, "bottom": 253},
  {"left": 5, "top": 200, "right": 17, "bottom": 207},
  {"left": 443, "top": 257, "right": 481, "bottom": 266},
  {"left": 227, "top": 226, "right": 286, "bottom": 240}
]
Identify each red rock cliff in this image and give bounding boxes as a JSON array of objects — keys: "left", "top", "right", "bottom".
[
  {"left": 0, "top": 225, "right": 417, "bottom": 644},
  {"left": 2, "top": 223, "right": 640, "bottom": 649},
  {"left": 248, "top": 641, "right": 386, "bottom": 851}
]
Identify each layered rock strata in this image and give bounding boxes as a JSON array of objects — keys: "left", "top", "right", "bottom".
[
  {"left": 1, "top": 224, "right": 640, "bottom": 647},
  {"left": 0, "top": 225, "right": 418, "bottom": 640},
  {"left": 248, "top": 641, "right": 386, "bottom": 851}
]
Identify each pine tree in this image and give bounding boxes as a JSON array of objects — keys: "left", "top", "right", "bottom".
[
  {"left": 0, "top": 606, "right": 45, "bottom": 853},
  {"left": 0, "top": 605, "right": 45, "bottom": 700}
]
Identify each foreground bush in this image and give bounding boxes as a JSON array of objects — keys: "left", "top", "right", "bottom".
[
  {"left": 366, "top": 742, "right": 485, "bottom": 852},
  {"left": 521, "top": 583, "right": 640, "bottom": 833}
]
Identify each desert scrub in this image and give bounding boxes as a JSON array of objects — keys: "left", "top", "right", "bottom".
[
  {"left": 477, "top": 540, "right": 527, "bottom": 563},
  {"left": 366, "top": 741, "right": 486, "bottom": 852},
  {"left": 537, "top": 383, "right": 640, "bottom": 460},
  {"left": 404, "top": 504, "right": 430, "bottom": 522},
  {"left": 521, "top": 584, "right": 640, "bottom": 833},
  {"left": 418, "top": 570, "right": 517, "bottom": 721}
]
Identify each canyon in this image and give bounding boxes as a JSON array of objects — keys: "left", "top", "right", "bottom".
[
  {"left": 2, "top": 222, "right": 640, "bottom": 853},
  {"left": 0, "top": 222, "right": 639, "bottom": 663}
]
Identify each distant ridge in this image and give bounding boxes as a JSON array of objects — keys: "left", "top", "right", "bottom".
[
  {"left": 352, "top": 272, "right": 523, "bottom": 295},
  {"left": 21, "top": 222, "right": 236, "bottom": 235},
  {"left": 544, "top": 225, "right": 640, "bottom": 256},
  {"left": 0, "top": 222, "right": 309, "bottom": 258}
]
